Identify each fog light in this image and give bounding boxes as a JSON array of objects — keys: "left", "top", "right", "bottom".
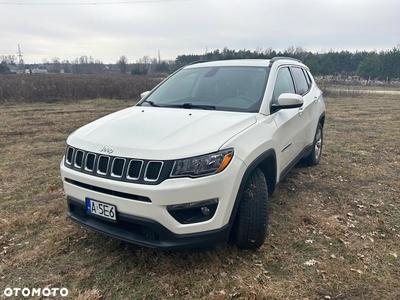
[
  {"left": 201, "top": 206, "right": 210, "bottom": 216},
  {"left": 167, "top": 198, "right": 218, "bottom": 224}
]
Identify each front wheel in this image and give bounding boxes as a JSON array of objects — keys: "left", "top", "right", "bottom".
[
  {"left": 306, "top": 123, "right": 323, "bottom": 166},
  {"left": 232, "top": 168, "right": 269, "bottom": 250}
]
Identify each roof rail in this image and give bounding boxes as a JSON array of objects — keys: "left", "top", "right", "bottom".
[
  {"left": 269, "top": 56, "right": 302, "bottom": 66},
  {"left": 187, "top": 60, "right": 210, "bottom": 66}
]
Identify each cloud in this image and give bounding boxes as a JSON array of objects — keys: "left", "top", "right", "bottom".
[{"left": 1, "top": 0, "right": 399, "bottom": 63}]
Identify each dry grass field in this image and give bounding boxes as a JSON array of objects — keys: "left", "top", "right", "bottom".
[
  {"left": 0, "top": 74, "right": 164, "bottom": 104},
  {"left": 0, "top": 93, "right": 399, "bottom": 299}
]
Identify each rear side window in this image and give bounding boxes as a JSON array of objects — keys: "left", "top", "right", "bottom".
[
  {"left": 291, "top": 67, "right": 309, "bottom": 95},
  {"left": 304, "top": 69, "right": 311, "bottom": 86},
  {"left": 272, "top": 67, "right": 295, "bottom": 104}
]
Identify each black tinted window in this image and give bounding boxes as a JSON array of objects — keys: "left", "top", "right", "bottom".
[
  {"left": 291, "top": 67, "right": 309, "bottom": 95},
  {"left": 272, "top": 67, "right": 295, "bottom": 104},
  {"left": 304, "top": 69, "right": 311, "bottom": 86}
]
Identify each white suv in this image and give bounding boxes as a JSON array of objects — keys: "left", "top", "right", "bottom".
[{"left": 60, "top": 58, "right": 325, "bottom": 250}]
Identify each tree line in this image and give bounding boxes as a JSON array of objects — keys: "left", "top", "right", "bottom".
[
  {"left": 2, "top": 46, "right": 399, "bottom": 80},
  {"left": 0, "top": 54, "right": 171, "bottom": 75},
  {"left": 176, "top": 46, "right": 400, "bottom": 81}
]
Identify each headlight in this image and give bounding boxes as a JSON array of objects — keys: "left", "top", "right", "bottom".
[{"left": 170, "top": 149, "right": 234, "bottom": 177}]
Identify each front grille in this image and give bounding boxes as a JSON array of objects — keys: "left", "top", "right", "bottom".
[
  {"left": 65, "top": 178, "right": 151, "bottom": 202},
  {"left": 64, "top": 146, "right": 168, "bottom": 184},
  {"left": 145, "top": 161, "right": 163, "bottom": 181},
  {"left": 127, "top": 160, "right": 143, "bottom": 180},
  {"left": 111, "top": 158, "right": 125, "bottom": 178},
  {"left": 75, "top": 150, "right": 84, "bottom": 168},
  {"left": 66, "top": 147, "right": 74, "bottom": 165},
  {"left": 85, "top": 153, "right": 96, "bottom": 171},
  {"left": 69, "top": 203, "right": 159, "bottom": 240},
  {"left": 98, "top": 155, "right": 110, "bottom": 175}
]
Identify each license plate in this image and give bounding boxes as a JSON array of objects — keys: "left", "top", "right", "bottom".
[{"left": 86, "top": 197, "right": 116, "bottom": 221}]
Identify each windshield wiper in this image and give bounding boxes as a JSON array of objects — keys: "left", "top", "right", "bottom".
[
  {"left": 141, "top": 100, "right": 160, "bottom": 107},
  {"left": 166, "top": 103, "right": 216, "bottom": 110},
  {"left": 141, "top": 101, "right": 216, "bottom": 110}
]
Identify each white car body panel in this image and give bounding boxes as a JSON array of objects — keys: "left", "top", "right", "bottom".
[
  {"left": 68, "top": 107, "right": 256, "bottom": 159},
  {"left": 61, "top": 156, "right": 246, "bottom": 234},
  {"left": 60, "top": 58, "right": 326, "bottom": 250}
]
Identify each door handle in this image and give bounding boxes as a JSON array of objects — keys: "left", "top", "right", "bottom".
[{"left": 298, "top": 107, "right": 304, "bottom": 115}]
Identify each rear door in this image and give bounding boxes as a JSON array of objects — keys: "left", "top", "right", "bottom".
[
  {"left": 272, "top": 66, "right": 303, "bottom": 174},
  {"left": 290, "top": 67, "right": 322, "bottom": 147}
]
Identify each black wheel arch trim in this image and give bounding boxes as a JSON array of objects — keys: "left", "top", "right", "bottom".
[
  {"left": 318, "top": 112, "right": 325, "bottom": 127},
  {"left": 228, "top": 149, "right": 276, "bottom": 226}
]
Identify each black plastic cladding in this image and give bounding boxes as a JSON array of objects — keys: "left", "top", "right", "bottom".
[{"left": 64, "top": 146, "right": 174, "bottom": 185}]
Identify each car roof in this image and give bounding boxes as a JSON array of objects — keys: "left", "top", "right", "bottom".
[
  {"left": 184, "top": 59, "right": 271, "bottom": 69},
  {"left": 183, "top": 58, "right": 306, "bottom": 69}
]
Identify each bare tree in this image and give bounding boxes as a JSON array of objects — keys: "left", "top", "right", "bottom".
[
  {"left": 42, "top": 58, "right": 50, "bottom": 70},
  {"left": 8, "top": 55, "right": 17, "bottom": 65},
  {"left": 117, "top": 55, "right": 128, "bottom": 73},
  {"left": 263, "top": 47, "right": 273, "bottom": 57},
  {"left": 79, "top": 55, "right": 88, "bottom": 65},
  {"left": 62, "top": 60, "right": 70, "bottom": 73},
  {"left": 255, "top": 47, "right": 264, "bottom": 54},
  {"left": 52, "top": 57, "right": 61, "bottom": 72}
]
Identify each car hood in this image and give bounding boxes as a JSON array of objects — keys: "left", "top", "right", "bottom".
[{"left": 67, "top": 106, "right": 256, "bottom": 159}]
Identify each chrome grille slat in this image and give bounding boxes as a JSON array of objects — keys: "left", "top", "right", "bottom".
[
  {"left": 97, "top": 155, "right": 110, "bottom": 175},
  {"left": 74, "top": 150, "right": 84, "bottom": 168},
  {"left": 127, "top": 159, "right": 143, "bottom": 180},
  {"left": 85, "top": 153, "right": 96, "bottom": 171},
  {"left": 64, "top": 146, "right": 165, "bottom": 183},
  {"left": 111, "top": 158, "right": 126, "bottom": 178},
  {"left": 66, "top": 147, "right": 74, "bottom": 165},
  {"left": 144, "top": 161, "right": 163, "bottom": 181}
]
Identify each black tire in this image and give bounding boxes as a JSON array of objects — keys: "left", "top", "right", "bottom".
[
  {"left": 305, "top": 123, "right": 323, "bottom": 166},
  {"left": 233, "top": 168, "right": 269, "bottom": 250}
]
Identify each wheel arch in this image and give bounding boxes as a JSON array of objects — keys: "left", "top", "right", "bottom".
[
  {"left": 228, "top": 149, "right": 277, "bottom": 225},
  {"left": 319, "top": 113, "right": 325, "bottom": 127}
]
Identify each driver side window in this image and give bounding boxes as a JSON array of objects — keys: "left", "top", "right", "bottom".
[{"left": 272, "top": 67, "right": 295, "bottom": 104}]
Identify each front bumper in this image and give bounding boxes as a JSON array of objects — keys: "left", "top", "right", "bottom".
[
  {"left": 60, "top": 155, "right": 246, "bottom": 249},
  {"left": 68, "top": 196, "right": 231, "bottom": 250}
]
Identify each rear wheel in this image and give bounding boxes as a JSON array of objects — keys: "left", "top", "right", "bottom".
[
  {"left": 306, "top": 123, "right": 323, "bottom": 166},
  {"left": 233, "top": 168, "right": 269, "bottom": 250}
]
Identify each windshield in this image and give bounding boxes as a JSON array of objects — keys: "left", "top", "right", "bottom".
[{"left": 139, "top": 66, "right": 270, "bottom": 112}]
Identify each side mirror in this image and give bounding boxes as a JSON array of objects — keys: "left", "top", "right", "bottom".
[
  {"left": 140, "top": 91, "right": 151, "bottom": 99},
  {"left": 272, "top": 93, "right": 304, "bottom": 111}
]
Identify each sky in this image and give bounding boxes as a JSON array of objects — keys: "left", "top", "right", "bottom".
[{"left": 1, "top": 0, "right": 399, "bottom": 64}]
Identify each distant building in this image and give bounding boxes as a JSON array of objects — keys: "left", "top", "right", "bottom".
[
  {"left": 103, "top": 65, "right": 121, "bottom": 73},
  {"left": 32, "top": 68, "right": 48, "bottom": 74},
  {"left": 8, "top": 66, "right": 18, "bottom": 74}
]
